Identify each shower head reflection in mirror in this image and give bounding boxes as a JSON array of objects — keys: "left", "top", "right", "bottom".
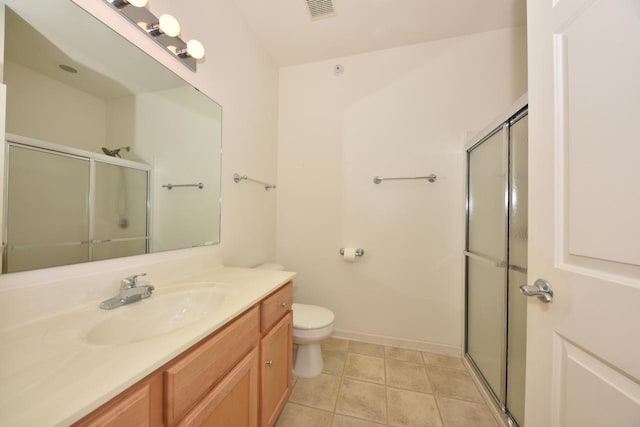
[{"left": 102, "top": 146, "right": 131, "bottom": 158}]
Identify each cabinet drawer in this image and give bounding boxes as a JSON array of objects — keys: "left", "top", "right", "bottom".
[
  {"left": 165, "top": 306, "right": 260, "bottom": 426},
  {"left": 261, "top": 282, "right": 293, "bottom": 333}
]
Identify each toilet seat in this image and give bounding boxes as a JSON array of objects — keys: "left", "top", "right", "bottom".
[{"left": 292, "top": 303, "right": 334, "bottom": 330}]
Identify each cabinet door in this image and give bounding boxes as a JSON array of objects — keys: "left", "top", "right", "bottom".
[
  {"left": 165, "top": 306, "right": 260, "bottom": 425},
  {"left": 176, "top": 347, "right": 259, "bottom": 427},
  {"left": 260, "top": 311, "right": 293, "bottom": 427},
  {"left": 73, "top": 372, "right": 163, "bottom": 427}
]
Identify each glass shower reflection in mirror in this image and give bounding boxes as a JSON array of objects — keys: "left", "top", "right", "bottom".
[
  {"left": 5, "top": 141, "right": 150, "bottom": 273},
  {"left": 2, "top": 2, "right": 222, "bottom": 273}
]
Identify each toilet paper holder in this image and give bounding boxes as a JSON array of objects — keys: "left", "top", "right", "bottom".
[{"left": 339, "top": 248, "right": 365, "bottom": 257}]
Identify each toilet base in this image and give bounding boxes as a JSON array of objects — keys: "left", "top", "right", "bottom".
[{"left": 293, "top": 342, "right": 323, "bottom": 378}]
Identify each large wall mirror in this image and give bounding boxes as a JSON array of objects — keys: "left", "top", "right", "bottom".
[{"left": 1, "top": 0, "right": 222, "bottom": 273}]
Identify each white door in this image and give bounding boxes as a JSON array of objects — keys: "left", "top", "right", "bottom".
[{"left": 525, "top": 0, "right": 640, "bottom": 426}]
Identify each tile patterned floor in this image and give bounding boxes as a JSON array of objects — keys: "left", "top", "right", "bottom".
[{"left": 276, "top": 338, "right": 499, "bottom": 427}]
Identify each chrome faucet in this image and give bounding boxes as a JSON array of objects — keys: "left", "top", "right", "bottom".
[{"left": 99, "top": 273, "right": 155, "bottom": 310}]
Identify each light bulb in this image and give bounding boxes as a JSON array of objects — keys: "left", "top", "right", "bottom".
[
  {"left": 127, "top": 0, "right": 147, "bottom": 7},
  {"left": 186, "top": 40, "right": 205, "bottom": 59},
  {"left": 158, "top": 14, "right": 180, "bottom": 37}
]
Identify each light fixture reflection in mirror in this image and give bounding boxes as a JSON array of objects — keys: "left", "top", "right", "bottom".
[{"left": 1, "top": 1, "right": 222, "bottom": 274}]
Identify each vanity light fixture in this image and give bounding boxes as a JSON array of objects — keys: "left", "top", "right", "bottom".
[
  {"left": 103, "top": 0, "right": 203, "bottom": 72},
  {"left": 176, "top": 40, "right": 205, "bottom": 60},
  {"left": 110, "top": 0, "right": 148, "bottom": 9},
  {"left": 147, "top": 14, "right": 180, "bottom": 37}
]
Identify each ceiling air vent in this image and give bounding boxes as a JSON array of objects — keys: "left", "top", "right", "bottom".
[{"left": 305, "top": 0, "right": 337, "bottom": 21}]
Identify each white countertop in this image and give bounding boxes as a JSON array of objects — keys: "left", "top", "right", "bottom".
[{"left": 0, "top": 266, "right": 295, "bottom": 427}]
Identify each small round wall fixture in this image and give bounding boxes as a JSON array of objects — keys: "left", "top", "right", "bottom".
[{"left": 334, "top": 64, "right": 344, "bottom": 76}]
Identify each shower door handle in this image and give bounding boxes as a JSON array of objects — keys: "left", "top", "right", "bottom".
[{"left": 520, "top": 279, "right": 554, "bottom": 303}]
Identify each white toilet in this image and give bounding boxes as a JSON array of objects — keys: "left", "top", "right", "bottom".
[{"left": 256, "top": 263, "right": 335, "bottom": 378}]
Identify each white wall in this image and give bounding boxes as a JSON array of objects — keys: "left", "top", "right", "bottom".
[
  {"left": 106, "top": 87, "right": 222, "bottom": 252},
  {"left": 0, "top": 0, "right": 278, "bottom": 289},
  {"left": 4, "top": 60, "right": 106, "bottom": 151},
  {"left": 276, "top": 27, "right": 527, "bottom": 354}
]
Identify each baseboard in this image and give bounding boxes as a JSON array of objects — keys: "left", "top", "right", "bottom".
[{"left": 332, "top": 329, "right": 461, "bottom": 357}]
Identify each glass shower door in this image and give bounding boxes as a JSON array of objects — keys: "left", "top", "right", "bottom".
[
  {"left": 3, "top": 145, "right": 151, "bottom": 272},
  {"left": 506, "top": 114, "right": 528, "bottom": 426},
  {"left": 465, "top": 108, "right": 528, "bottom": 426},
  {"left": 466, "top": 126, "right": 507, "bottom": 403},
  {"left": 93, "top": 162, "right": 149, "bottom": 260},
  {"left": 5, "top": 146, "right": 90, "bottom": 273}
]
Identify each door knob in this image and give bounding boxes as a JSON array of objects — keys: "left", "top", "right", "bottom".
[
  {"left": 520, "top": 279, "right": 554, "bottom": 303},
  {"left": 265, "top": 360, "right": 273, "bottom": 367}
]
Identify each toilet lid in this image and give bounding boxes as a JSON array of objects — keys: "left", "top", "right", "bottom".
[{"left": 292, "top": 303, "right": 335, "bottom": 330}]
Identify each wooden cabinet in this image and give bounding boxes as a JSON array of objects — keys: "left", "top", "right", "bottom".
[
  {"left": 74, "top": 371, "right": 163, "bottom": 427},
  {"left": 165, "top": 307, "right": 260, "bottom": 426},
  {"left": 74, "top": 282, "right": 292, "bottom": 427},
  {"left": 260, "top": 312, "right": 293, "bottom": 427},
  {"left": 261, "top": 283, "right": 293, "bottom": 333},
  {"left": 175, "top": 348, "right": 259, "bottom": 427}
]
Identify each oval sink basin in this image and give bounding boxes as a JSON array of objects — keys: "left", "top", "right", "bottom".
[{"left": 85, "top": 283, "right": 228, "bottom": 345}]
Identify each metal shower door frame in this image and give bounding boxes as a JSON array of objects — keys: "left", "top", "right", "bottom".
[
  {"left": 2, "top": 135, "right": 151, "bottom": 273},
  {"left": 463, "top": 100, "right": 528, "bottom": 426}
]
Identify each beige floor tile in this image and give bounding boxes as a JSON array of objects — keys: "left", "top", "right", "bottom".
[
  {"left": 427, "top": 366, "right": 483, "bottom": 402},
  {"left": 289, "top": 373, "right": 341, "bottom": 411},
  {"left": 437, "top": 396, "right": 499, "bottom": 427},
  {"left": 332, "top": 414, "right": 385, "bottom": 427},
  {"left": 387, "top": 387, "right": 443, "bottom": 427},
  {"left": 275, "top": 403, "right": 333, "bottom": 427},
  {"left": 385, "top": 346, "right": 423, "bottom": 363},
  {"left": 335, "top": 378, "right": 387, "bottom": 424},
  {"left": 344, "top": 353, "right": 386, "bottom": 384},
  {"left": 386, "top": 358, "right": 432, "bottom": 393},
  {"left": 348, "top": 341, "right": 385, "bottom": 357},
  {"left": 322, "top": 337, "right": 350, "bottom": 352},
  {"left": 323, "top": 349, "right": 347, "bottom": 376},
  {"left": 422, "top": 352, "right": 466, "bottom": 372}
]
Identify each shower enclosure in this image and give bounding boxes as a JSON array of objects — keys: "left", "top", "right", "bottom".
[
  {"left": 465, "top": 101, "right": 528, "bottom": 427},
  {"left": 3, "top": 137, "right": 151, "bottom": 273}
]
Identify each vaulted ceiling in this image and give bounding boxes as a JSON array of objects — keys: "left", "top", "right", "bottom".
[{"left": 233, "top": 0, "right": 527, "bottom": 67}]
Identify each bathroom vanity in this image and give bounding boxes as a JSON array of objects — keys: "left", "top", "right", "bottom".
[
  {"left": 75, "top": 282, "right": 293, "bottom": 427},
  {"left": 0, "top": 266, "right": 295, "bottom": 427}
]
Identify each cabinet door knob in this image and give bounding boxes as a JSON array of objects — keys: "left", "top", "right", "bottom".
[
  {"left": 265, "top": 360, "right": 273, "bottom": 367},
  {"left": 280, "top": 301, "right": 288, "bottom": 309}
]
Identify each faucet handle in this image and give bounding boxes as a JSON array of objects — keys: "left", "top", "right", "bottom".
[{"left": 121, "top": 273, "right": 147, "bottom": 289}]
